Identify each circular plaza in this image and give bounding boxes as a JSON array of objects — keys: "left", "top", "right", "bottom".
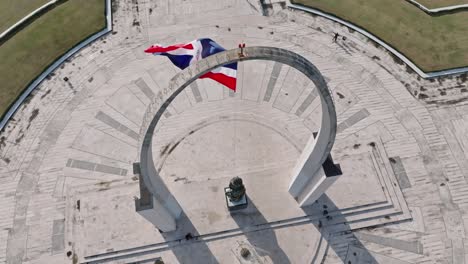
[{"left": 0, "top": 1, "right": 468, "bottom": 263}]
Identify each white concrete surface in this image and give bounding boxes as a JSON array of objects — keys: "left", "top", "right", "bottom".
[{"left": 0, "top": 0, "right": 467, "bottom": 263}]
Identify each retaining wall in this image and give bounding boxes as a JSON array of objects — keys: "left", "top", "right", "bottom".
[{"left": 0, "top": 0, "right": 112, "bottom": 131}]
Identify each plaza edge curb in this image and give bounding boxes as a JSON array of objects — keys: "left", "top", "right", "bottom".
[
  {"left": 287, "top": 1, "right": 468, "bottom": 80},
  {"left": 0, "top": 0, "right": 58, "bottom": 40},
  {"left": 406, "top": 0, "right": 468, "bottom": 13},
  {"left": 0, "top": 0, "right": 113, "bottom": 132}
]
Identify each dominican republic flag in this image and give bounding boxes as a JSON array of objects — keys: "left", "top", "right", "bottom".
[{"left": 145, "top": 38, "right": 237, "bottom": 91}]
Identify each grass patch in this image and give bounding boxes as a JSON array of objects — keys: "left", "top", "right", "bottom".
[
  {"left": 0, "top": 0, "right": 105, "bottom": 118},
  {"left": 416, "top": 0, "right": 468, "bottom": 9},
  {"left": 0, "top": 0, "right": 51, "bottom": 33},
  {"left": 291, "top": 0, "right": 468, "bottom": 72}
]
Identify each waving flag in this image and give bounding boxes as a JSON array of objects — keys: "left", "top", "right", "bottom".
[{"left": 145, "top": 38, "right": 237, "bottom": 91}]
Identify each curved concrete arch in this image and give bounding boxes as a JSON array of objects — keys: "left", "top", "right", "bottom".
[{"left": 138, "top": 47, "right": 337, "bottom": 231}]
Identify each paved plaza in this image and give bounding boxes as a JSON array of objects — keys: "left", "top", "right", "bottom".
[{"left": 1, "top": 0, "right": 468, "bottom": 263}]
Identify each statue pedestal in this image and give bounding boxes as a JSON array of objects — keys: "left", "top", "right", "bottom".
[{"left": 224, "top": 187, "right": 248, "bottom": 211}]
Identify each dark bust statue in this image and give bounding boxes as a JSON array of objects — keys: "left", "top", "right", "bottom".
[{"left": 226, "top": 177, "right": 246, "bottom": 202}]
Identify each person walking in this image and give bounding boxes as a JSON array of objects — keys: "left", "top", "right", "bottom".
[{"left": 333, "top": 32, "right": 339, "bottom": 43}]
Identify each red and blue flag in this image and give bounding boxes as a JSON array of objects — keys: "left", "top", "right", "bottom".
[{"left": 145, "top": 38, "right": 237, "bottom": 91}]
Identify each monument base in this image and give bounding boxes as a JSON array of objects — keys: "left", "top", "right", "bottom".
[
  {"left": 225, "top": 187, "right": 248, "bottom": 211},
  {"left": 297, "top": 154, "right": 342, "bottom": 206}
]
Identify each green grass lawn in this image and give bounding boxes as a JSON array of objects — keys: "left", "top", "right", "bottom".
[
  {"left": 291, "top": 0, "right": 468, "bottom": 72},
  {"left": 0, "top": 0, "right": 51, "bottom": 33},
  {"left": 0, "top": 0, "right": 105, "bottom": 118},
  {"left": 416, "top": 0, "right": 468, "bottom": 9}
]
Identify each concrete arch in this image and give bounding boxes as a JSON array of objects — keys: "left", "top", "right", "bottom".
[{"left": 137, "top": 47, "right": 337, "bottom": 231}]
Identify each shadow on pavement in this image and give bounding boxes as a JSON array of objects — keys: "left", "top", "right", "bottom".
[
  {"left": 230, "top": 196, "right": 291, "bottom": 264},
  {"left": 302, "top": 194, "right": 378, "bottom": 264},
  {"left": 161, "top": 212, "right": 219, "bottom": 264}
]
